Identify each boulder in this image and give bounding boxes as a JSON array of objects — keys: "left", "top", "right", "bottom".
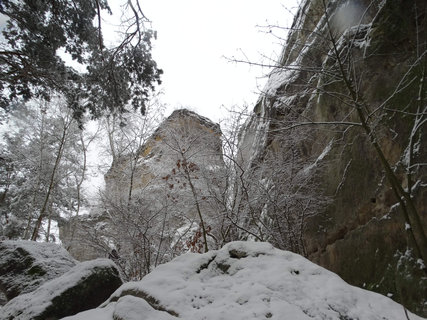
[
  {"left": 63, "top": 242, "right": 424, "bottom": 320},
  {"left": 0, "top": 240, "right": 77, "bottom": 301},
  {"left": 0, "top": 259, "right": 123, "bottom": 320}
]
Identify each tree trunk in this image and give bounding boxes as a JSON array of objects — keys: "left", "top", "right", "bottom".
[{"left": 31, "top": 118, "right": 71, "bottom": 241}]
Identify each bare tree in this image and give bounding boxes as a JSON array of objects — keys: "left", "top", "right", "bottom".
[
  {"left": 215, "top": 106, "right": 329, "bottom": 255},
  {"left": 97, "top": 193, "right": 175, "bottom": 280},
  {"left": 66, "top": 96, "right": 170, "bottom": 279},
  {"left": 30, "top": 107, "right": 74, "bottom": 240}
]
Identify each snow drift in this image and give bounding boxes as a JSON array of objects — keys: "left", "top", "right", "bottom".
[{"left": 63, "top": 241, "right": 424, "bottom": 320}]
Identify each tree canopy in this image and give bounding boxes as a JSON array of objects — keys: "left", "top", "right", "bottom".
[{"left": 0, "top": 0, "right": 162, "bottom": 120}]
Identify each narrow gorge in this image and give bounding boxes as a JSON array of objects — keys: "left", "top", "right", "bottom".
[
  {"left": 0, "top": 0, "right": 425, "bottom": 318},
  {"left": 58, "top": 0, "right": 426, "bottom": 315}
]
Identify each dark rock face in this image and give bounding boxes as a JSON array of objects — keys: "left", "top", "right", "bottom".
[
  {"left": 0, "top": 259, "right": 123, "bottom": 320},
  {"left": 0, "top": 240, "right": 76, "bottom": 301},
  {"left": 237, "top": 0, "right": 426, "bottom": 315}
]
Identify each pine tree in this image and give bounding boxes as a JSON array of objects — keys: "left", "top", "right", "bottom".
[{"left": 0, "top": 0, "right": 162, "bottom": 120}]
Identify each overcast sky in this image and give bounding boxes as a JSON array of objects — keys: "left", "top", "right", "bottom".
[{"left": 127, "top": 0, "right": 299, "bottom": 123}]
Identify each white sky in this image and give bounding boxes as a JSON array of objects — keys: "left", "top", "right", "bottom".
[
  {"left": 93, "top": 0, "right": 299, "bottom": 196},
  {"left": 126, "top": 0, "right": 299, "bottom": 123}
]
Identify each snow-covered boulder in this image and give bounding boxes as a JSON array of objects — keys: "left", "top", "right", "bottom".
[
  {"left": 62, "top": 241, "right": 425, "bottom": 320},
  {"left": 0, "top": 259, "right": 123, "bottom": 320},
  {"left": 0, "top": 240, "right": 77, "bottom": 301}
]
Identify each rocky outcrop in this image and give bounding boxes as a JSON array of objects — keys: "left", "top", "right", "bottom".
[
  {"left": 104, "top": 108, "right": 223, "bottom": 201},
  {"left": 58, "top": 213, "right": 110, "bottom": 262},
  {"left": 0, "top": 259, "right": 123, "bottom": 320},
  {"left": 61, "top": 241, "right": 424, "bottom": 320},
  {"left": 237, "top": 0, "right": 426, "bottom": 315},
  {"left": 0, "top": 240, "right": 77, "bottom": 302},
  {"left": 60, "top": 109, "right": 224, "bottom": 262}
]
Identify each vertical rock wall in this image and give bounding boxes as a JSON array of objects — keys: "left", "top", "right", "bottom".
[{"left": 238, "top": 0, "right": 426, "bottom": 315}]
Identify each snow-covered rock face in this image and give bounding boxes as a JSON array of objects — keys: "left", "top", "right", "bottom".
[
  {"left": 62, "top": 242, "right": 425, "bottom": 320},
  {"left": 0, "top": 240, "right": 77, "bottom": 302}
]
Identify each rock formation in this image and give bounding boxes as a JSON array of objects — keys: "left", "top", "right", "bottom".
[
  {"left": 60, "top": 109, "right": 224, "bottom": 270},
  {"left": 104, "top": 108, "right": 223, "bottom": 205},
  {"left": 0, "top": 258, "right": 123, "bottom": 320},
  {"left": 60, "top": 241, "right": 424, "bottom": 320},
  {"left": 237, "top": 0, "right": 426, "bottom": 315},
  {"left": 58, "top": 214, "right": 111, "bottom": 261},
  {"left": 0, "top": 240, "right": 76, "bottom": 302}
]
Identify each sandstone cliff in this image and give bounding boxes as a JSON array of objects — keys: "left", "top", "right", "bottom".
[
  {"left": 60, "top": 109, "right": 224, "bottom": 277},
  {"left": 104, "top": 109, "right": 223, "bottom": 203},
  {"left": 237, "top": 0, "right": 426, "bottom": 315}
]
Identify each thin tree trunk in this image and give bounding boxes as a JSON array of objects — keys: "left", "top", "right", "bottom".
[
  {"left": 127, "top": 156, "right": 137, "bottom": 205},
  {"left": 184, "top": 166, "right": 209, "bottom": 253},
  {"left": 75, "top": 134, "right": 87, "bottom": 217},
  {"left": 106, "top": 116, "right": 117, "bottom": 162},
  {"left": 45, "top": 201, "right": 54, "bottom": 242},
  {"left": 67, "top": 131, "right": 92, "bottom": 248},
  {"left": 31, "top": 118, "right": 71, "bottom": 241},
  {"left": 23, "top": 110, "right": 47, "bottom": 239}
]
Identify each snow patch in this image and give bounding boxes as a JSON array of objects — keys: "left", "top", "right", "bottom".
[{"left": 304, "top": 139, "right": 333, "bottom": 174}]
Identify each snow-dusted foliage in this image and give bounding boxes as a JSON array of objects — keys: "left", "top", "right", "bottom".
[
  {"left": 63, "top": 241, "right": 424, "bottom": 320},
  {"left": 0, "top": 99, "right": 88, "bottom": 241}
]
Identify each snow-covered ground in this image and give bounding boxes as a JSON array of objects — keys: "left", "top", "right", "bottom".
[{"left": 63, "top": 241, "right": 425, "bottom": 320}]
